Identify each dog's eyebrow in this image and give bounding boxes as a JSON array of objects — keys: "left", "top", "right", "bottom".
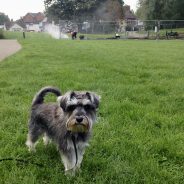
[
  {"left": 67, "top": 98, "right": 78, "bottom": 105},
  {"left": 75, "top": 95, "right": 83, "bottom": 99},
  {"left": 82, "top": 99, "right": 91, "bottom": 105}
]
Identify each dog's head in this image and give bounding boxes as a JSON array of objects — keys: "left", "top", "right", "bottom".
[{"left": 57, "top": 91, "right": 100, "bottom": 133}]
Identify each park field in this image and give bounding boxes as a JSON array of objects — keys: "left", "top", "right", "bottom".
[{"left": 0, "top": 32, "right": 184, "bottom": 183}]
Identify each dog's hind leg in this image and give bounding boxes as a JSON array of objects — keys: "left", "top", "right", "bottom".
[
  {"left": 43, "top": 133, "right": 51, "bottom": 146},
  {"left": 26, "top": 133, "right": 37, "bottom": 152},
  {"left": 26, "top": 124, "right": 43, "bottom": 152}
]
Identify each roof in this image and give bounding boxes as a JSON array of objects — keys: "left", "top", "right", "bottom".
[
  {"left": 10, "top": 23, "right": 24, "bottom": 29},
  {"left": 5, "top": 20, "right": 26, "bottom": 30},
  {"left": 22, "top": 12, "right": 45, "bottom": 24}
]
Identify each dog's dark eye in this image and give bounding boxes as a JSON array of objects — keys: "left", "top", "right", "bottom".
[
  {"left": 84, "top": 104, "right": 94, "bottom": 111},
  {"left": 66, "top": 105, "right": 77, "bottom": 111}
]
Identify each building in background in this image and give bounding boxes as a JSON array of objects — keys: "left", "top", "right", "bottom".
[
  {"left": 9, "top": 23, "right": 24, "bottom": 32},
  {"left": 0, "top": 24, "right": 6, "bottom": 30},
  {"left": 22, "top": 12, "right": 45, "bottom": 32},
  {"left": 123, "top": 5, "right": 137, "bottom": 21},
  {"left": 123, "top": 5, "right": 137, "bottom": 31}
]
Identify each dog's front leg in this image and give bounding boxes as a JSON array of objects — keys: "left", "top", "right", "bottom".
[
  {"left": 76, "top": 142, "right": 89, "bottom": 170},
  {"left": 75, "top": 148, "right": 85, "bottom": 170},
  {"left": 60, "top": 151, "right": 76, "bottom": 176}
]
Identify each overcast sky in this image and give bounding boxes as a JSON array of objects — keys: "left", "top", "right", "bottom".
[
  {"left": 0, "top": 0, "right": 138, "bottom": 20},
  {"left": 124, "top": 0, "right": 138, "bottom": 12}
]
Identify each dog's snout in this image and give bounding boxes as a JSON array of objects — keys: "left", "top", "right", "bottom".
[{"left": 76, "top": 116, "right": 83, "bottom": 123}]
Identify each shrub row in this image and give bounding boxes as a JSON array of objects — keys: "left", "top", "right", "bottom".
[{"left": 0, "top": 29, "right": 4, "bottom": 39}]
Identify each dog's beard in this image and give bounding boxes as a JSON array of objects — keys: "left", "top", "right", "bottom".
[{"left": 66, "top": 117, "right": 90, "bottom": 133}]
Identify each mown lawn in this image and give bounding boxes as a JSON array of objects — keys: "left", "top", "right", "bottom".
[{"left": 0, "top": 32, "right": 184, "bottom": 184}]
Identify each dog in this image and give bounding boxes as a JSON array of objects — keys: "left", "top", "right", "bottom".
[{"left": 26, "top": 86, "right": 100, "bottom": 175}]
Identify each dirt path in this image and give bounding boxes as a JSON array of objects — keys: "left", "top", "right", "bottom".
[{"left": 0, "top": 40, "right": 22, "bottom": 62}]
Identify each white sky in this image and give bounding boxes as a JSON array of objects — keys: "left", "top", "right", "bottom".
[
  {"left": 0, "top": 0, "right": 45, "bottom": 20},
  {"left": 124, "top": 0, "right": 138, "bottom": 12},
  {"left": 0, "top": 0, "right": 138, "bottom": 21}
]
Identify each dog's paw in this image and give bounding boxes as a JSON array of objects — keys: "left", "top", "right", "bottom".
[
  {"left": 65, "top": 169, "right": 76, "bottom": 177},
  {"left": 25, "top": 140, "right": 36, "bottom": 152},
  {"left": 75, "top": 166, "right": 82, "bottom": 173}
]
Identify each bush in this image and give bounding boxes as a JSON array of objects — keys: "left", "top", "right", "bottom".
[{"left": 0, "top": 29, "right": 4, "bottom": 39}]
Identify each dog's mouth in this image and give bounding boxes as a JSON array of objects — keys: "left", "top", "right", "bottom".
[
  {"left": 68, "top": 124, "right": 89, "bottom": 133},
  {"left": 66, "top": 118, "right": 90, "bottom": 133}
]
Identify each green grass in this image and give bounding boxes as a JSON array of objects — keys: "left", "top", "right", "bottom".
[{"left": 0, "top": 32, "right": 184, "bottom": 184}]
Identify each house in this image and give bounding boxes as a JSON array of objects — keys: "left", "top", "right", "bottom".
[
  {"left": 123, "top": 5, "right": 137, "bottom": 21},
  {"left": 22, "top": 12, "right": 45, "bottom": 32},
  {"left": 9, "top": 23, "right": 24, "bottom": 32},
  {"left": 0, "top": 24, "right": 6, "bottom": 30},
  {"left": 123, "top": 5, "right": 137, "bottom": 31}
]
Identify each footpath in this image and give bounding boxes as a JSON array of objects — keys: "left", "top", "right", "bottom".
[{"left": 0, "top": 40, "right": 21, "bottom": 61}]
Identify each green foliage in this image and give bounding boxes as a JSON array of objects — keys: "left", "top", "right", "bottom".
[
  {"left": 0, "top": 32, "right": 184, "bottom": 183},
  {"left": 44, "top": 0, "right": 103, "bottom": 21},
  {"left": 0, "top": 12, "right": 10, "bottom": 24},
  {"left": 44, "top": 0, "right": 124, "bottom": 22},
  {"left": 136, "top": 0, "right": 184, "bottom": 20},
  {"left": 0, "top": 29, "right": 4, "bottom": 39}
]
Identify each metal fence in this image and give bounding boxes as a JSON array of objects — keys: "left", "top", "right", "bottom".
[{"left": 44, "top": 20, "right": 184, "bottom": 40}]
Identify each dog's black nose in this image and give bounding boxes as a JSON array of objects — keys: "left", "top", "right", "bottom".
[{"left": 76, "top": 116, "right": 83, "bottom": 123}]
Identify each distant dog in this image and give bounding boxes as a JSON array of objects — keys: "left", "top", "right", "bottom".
[{"left": 26, "top": 87, "right": 100, "bottom": 175}]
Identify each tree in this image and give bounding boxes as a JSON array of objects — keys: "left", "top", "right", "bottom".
[
  {"left": 171, "top": 0, "right": 184, "bottom": 19},
  {"left": 136, "top": 0, "right": 184, "bottom": 20},
  {"left": 44, "top": 0, "right": 124, "bottom": 22},
  {"left": 0, "top": 12, "right": 10, "bottom": 25},
  {"left": 44, "top": 0, "right": 101, "bottom": 22},
  {"left": 94, "top": 0, "right": 124, "bottom": 21}
]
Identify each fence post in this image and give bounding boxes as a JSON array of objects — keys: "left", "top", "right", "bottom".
[
  {"left": 155, "top": 20, "right": 160, "bottom": 40},
  {"left": 23, "top": 31, "right": 25, "bottom": 39}
]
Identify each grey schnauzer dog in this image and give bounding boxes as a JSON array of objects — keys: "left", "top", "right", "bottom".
[{"left": 26, "top": 86, "right": 100, "bottom": 175}]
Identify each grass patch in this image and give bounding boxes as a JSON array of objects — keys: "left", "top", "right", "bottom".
[{"left": 0, "top": 32, "right": 184, "bottom": 183}]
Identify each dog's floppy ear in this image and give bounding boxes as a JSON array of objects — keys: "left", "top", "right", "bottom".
[
  {"left": 57, "top": 91, "right": 76, "bottom": 111},
  {"left": 57, "top": 95, "right": 67, "bottom": 111},
  {"left": 86, "top": 92, "right": 101, "bottom": 108}
]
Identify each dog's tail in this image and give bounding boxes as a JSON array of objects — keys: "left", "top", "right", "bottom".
[{"left": 32, "top": 86, "right": 61, "bottom": 106}]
